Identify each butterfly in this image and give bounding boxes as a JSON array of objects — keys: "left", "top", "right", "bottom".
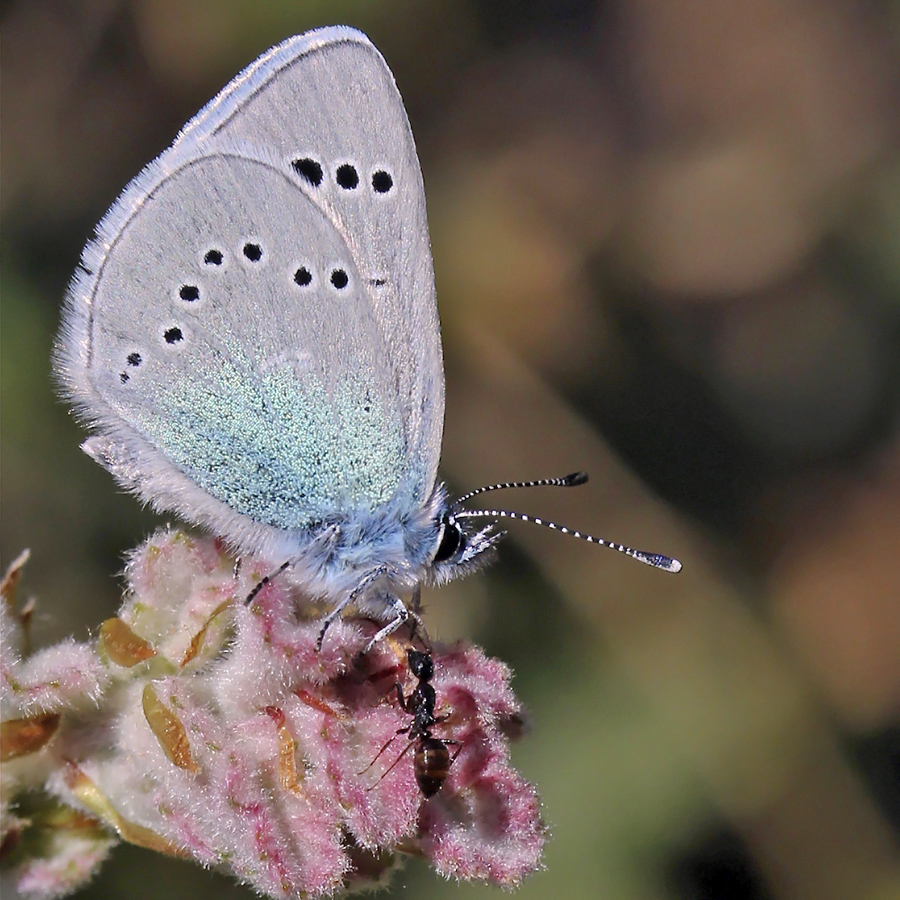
[{"left": 55, "top": 27, "right": 680, "bottom": 654}]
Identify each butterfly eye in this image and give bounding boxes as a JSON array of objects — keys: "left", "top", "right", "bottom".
[{"left": 432, "top": 515, "right": 463, "bottom": 563}]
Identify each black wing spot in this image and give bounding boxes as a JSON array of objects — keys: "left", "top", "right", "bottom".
[
  {"left": 164, "top": 327, "right": 183, "bottom": 344},
  {"left": 203, "top": 249, "right": 223, "bottom": 266},
  {"left": 243, "top": 243, "right": 262, "bottom": 262},
  {"left": 370, "top": 278, "right": 386, "bottom": 287},
  {"left": 179, "top": 284, "right": 200, "bottom": 301},
  {"left": 294, "top": 267, "right": 312, "bottom": 286},
  {"left": 127, "top": 352, "right": 142, "bottom": 367},
  {"left": 330, "top": 269, "right": 349, "bottom": 290},
  {"left": 119, "top": 372, "right": 129, "bottom": 383},
  {"left": 372, "top": 170, "right": 393, "bottom": 193},
  {"left": 292, "top": 157, "right": 323, "bottom": 186},
  {"left": 336, "top": 164, "right": 359, "bottom": 189}
]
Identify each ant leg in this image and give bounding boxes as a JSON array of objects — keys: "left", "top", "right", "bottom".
[
  {"left": 245, "top": 561, "right": 290, "bottom": 605},
  {"left": 365, "top": 738, "right": 416, "bottom": 790},
  {"left": 356, "top": 726, "right": 411, "bottom": 777},
  {"left": 446, "top": 739, "right": 464, "bottom": 763},
  {"left": 393, "top": 682, "right": 413, "bottom": 713}
]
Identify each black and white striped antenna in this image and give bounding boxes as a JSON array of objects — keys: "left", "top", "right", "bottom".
[
  {"left": 452, "top": 471, "right": 588, "bottom": 507},
  {"left": 453, "top": 472, "right": 682, "bottom": 574}
]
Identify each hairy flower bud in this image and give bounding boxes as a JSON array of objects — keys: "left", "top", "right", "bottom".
[{"left": 1, "top": 531, "right": 545, "bottom": 898}]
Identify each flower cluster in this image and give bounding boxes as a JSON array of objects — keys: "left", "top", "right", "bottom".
[{"left": 1, "top": 530, "right": 545, "bottom": 898}]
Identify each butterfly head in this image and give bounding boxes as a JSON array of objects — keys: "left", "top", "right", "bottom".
[{"left": 427, "top": 507, "right": 501, "bottom": 585}]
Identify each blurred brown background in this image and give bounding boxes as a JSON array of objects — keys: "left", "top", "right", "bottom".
[{"left": 3, "top": 2, "right": 900, "bottom": 899}]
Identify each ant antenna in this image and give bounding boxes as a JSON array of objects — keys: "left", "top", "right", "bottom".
[
  {"left": 453, "top": 507, "right": 682, "bottom": 573},
  {"left": 452, "top": 471, "right": 588, "bottom": 509}
]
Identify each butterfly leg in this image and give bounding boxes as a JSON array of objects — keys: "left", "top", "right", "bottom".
[
  {"left": 406, "top": 585, "right": 432, "bottom": 649},
  {"left": 245, "top": 561, "right": 290, "bottom": 605},
  {"left": 317, "top": 565, "right": 390, "bottom": 651},
  {"left": 358, "top": 593, "right": 410, "bottom": 656},
  {"left": 409, "top": 584, "right": 422, "bottom": 613}
]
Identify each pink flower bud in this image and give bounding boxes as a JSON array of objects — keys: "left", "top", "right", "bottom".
[{"left": 2, "top": 530, "right": 545, "bottom": 898}]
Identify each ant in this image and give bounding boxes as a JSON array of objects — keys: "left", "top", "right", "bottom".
[{"left": 360, "top": 647, "right": 461, "bottom": 797}]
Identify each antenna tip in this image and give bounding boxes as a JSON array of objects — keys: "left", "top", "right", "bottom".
[
  {"left": 634, "top": 551, "right": 683, "bottom": 573},
  {"left": 563, "top": 472, "right": 589, "bottom": 487}
]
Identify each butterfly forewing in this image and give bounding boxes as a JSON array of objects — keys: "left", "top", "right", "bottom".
[
  {"left": 181, "top": 28, "right": 444, "bottom": 504},
  {"left": 57, "top": 27, "right": 444, "bottom": 553}
]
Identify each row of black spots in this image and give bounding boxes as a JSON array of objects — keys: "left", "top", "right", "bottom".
[
  {"left": 202, "top": 242, "right": 263, "bottom": 268},
  {"left": 291, "top": 157, "right": 393, "bottom": 194},
  {"left": 292, "top": 265, "right": 350, "bottom": 291},
  {"left": 117, "top": 309, "right": 193, "bottom": 384},
  {"left": 178, "top": 241, "right": 266, "bottom": 303},
  {"left": 176, "top": 257, "right": 350, "bottom": 308}
]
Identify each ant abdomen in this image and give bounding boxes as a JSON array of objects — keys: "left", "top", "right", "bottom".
[{"left": 415, "top": 736, "right": 452, "bottom": 797}]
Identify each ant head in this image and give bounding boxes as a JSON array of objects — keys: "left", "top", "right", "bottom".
[{"left": 407, "top": 648, "right": 434, "bottom": 681}]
